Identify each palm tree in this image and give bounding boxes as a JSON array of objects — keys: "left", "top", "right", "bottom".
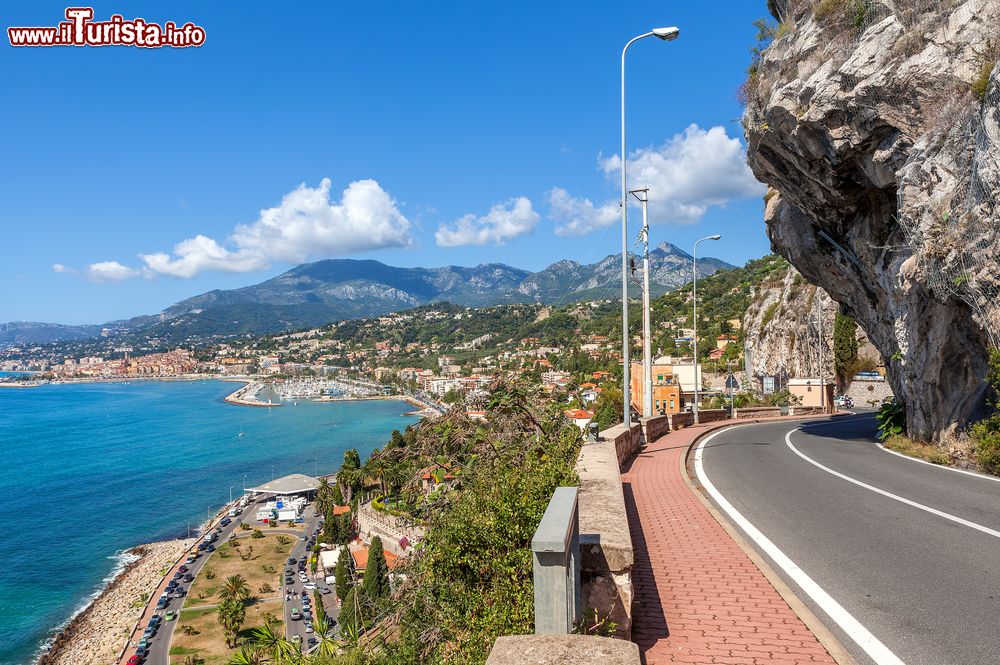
[
  {"left": 217, "top": 598, "right": 247, "bottom": 648},
  {"left": 219, "top": 574, "right": 251, "bottom": 603},
  {"left": 227, "top": 643, "right": 265, "bottom": 665},
  {"left": 248, "top": 622, "right": 297, "bottom": 663},
  {"left": 315, "top": 477, "right": 335, "bottom": 516},
  {"left": 313, "top": 615, "right": 338, "bottom": 656}
]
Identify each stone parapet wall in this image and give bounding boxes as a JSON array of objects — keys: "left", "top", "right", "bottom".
[
  {"left": 357, "top": 502, "right": 425, "bottom": 556},
  {"left": 697, "top": 409, "right": 730, "bottom": 424},
  {"left": 639, "top": 415, "right": 671, "bottom": 445},
  {"left": 599, "top": 423, "right": 643, "bottom": 467},
  {"left": 576, "top": 436, "right": 635, "bottom": 638},
  {"left": 846, "top": 378, "right": 895, "bottom": 407}
]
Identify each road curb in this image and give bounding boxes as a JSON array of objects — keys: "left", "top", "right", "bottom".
[{"left": 678, "top": 415, "right": 859, "bottom": 665}]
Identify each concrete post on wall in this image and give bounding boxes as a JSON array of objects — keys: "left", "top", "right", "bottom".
[{"left": 532, "top": 487, "right": 581, "bottom": 634}]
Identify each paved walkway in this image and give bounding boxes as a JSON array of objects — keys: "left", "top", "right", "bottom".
[{"left": 622, "top": 420, "right": 839, "bottom": 665}]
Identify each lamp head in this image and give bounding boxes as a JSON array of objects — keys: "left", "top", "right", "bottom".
[
  {"left": 652, "top": 27, "right": 680, "bottom": 41},
  {"left": 708, "top": 234, "right": 721, "bottom": 240}
]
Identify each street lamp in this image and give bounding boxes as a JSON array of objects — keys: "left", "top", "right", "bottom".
[
  {"left": 692, "top": 234, "right": 721, "bottom": 423},
  {"left": 620, "top": 26, "right": 681, "bottom": 428},
  {"left": 229, "top": 485, "right": 236, "bottom": 503}
]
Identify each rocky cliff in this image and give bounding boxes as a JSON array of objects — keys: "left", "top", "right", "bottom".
[
  {"left": 745, "top": 0, "right": 1000, "bottom": 441},
  {"left": 742, "top": 267, "right": 884, "bottom": 387},
  {"left": 743, "top": 269, "right": 836, "bottom": 382}
]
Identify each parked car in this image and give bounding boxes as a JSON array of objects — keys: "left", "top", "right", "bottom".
[
  {"left": 183, "top": 573, "right": 194, "bottom": 583},
  {"left": 305, "top": 624, "right": 314, "bottom": 633},
  {"left": 320, "top": 586, "right": 332, "bottom": 594},
  {"left": 137, "top": 638, "right": 149, "bottom": 649},
  {"left": 288, "top": 557, "right": 297, "bottom": 564},
  {"left": 303, "top": 582, "right": 317, "bottom": 591},
  {"left": 220, "top": 518, "right": 231, "bottom": 526},
  {"left": 126, "top": 654, "right": 143, "bottom": 665},
  {"left": 206, "top": 544, "right": 215, "bottom": 552},
  {"left": 134, "top": 646, "right": 148, "bottom": 659},
  {"left": 155, "top": 597, "right": 168, "bottom": 610},
  {"left": 290, "top": 608, "right": 301, "bottom": 620},
  {"left": 307, "top": 637, "right": 318, "bottom": 647}
]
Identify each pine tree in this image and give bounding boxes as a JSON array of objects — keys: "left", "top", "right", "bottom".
[
  {"left": 361, "top": 536, "right": 390, "bottom": 600},
  {"left": 335, "top": 547, "right": 353, "bottom": 601}
]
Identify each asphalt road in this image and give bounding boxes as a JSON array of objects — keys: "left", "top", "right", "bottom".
[
  {"left": 696, "top": 414, "right": 1000, "bottom": 665},
  {"left": 140, "top": 501, "right": 252, "bottom": 665},
  {"left": 279, "top": 508, "right": 337, "bottom": 651}
]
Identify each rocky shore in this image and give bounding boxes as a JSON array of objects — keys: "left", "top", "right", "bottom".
[{"left": 37, "top": 538, "right": 191, "bottom": 665}]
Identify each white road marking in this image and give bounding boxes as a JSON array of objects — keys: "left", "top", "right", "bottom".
[
  {"left": 695, "top": 426, "right": 906, "bottom": 665},
  {"left": 786, "top": 430, "right": 1000, "bottom": 540},
  {"left": 874, "top": 442, "right": 1000, "bottom": 484}
]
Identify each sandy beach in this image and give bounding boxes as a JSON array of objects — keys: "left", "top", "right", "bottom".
[{"left": 37, "top": 538, "right": 192, "bottom": 665}]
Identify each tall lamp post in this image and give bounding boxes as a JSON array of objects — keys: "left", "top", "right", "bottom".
[
  {"left": 620, "top": 26, "right": 680, "bottom": 428},
  {"left": 692, "top": 234, "right": 721, "bottom": 423},
  {"left": 630, "top": 187, "right": 654, "bottom": 418}
]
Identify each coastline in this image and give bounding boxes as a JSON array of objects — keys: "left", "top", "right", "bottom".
[
  {"left": 36, "top": 538, "right": 192, "bottom": 665},
  {"left": 223, "top": 380, "right": 282, "bottom": 407}
]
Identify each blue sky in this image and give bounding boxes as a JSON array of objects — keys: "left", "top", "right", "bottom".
[{"left": 2, "top": 2, "right": 774, "bottom": 324}]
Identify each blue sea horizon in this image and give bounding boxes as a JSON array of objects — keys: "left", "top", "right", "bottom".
[{"left": 0, "top": 379, "right": 416, "bottom": 665}]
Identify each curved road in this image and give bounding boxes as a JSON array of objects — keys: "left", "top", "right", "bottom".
[{"left": 695, "top": 414, "right": 1000, "bottom": 665}]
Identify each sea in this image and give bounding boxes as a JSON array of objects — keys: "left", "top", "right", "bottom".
[{"left": 0, "top": 379, "right": 417, "bottom": 665}]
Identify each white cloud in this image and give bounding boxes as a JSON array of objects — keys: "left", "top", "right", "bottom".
[
  {"left": 550, "top": 124, "right": 765, "bottom": 236},
  {"left": 127, "top": 178, "right": 411, "bottom": 279},
  {"left": 52, "top": 263, "right": 77, "bottom": 274},
  {"left": 435, "top": 197, "right": 539, "bottom": 247},
  {"left": 229, "top": 178, "right": 412, "bottom": 265},
  {"left": 547, "top": 188, "right": 619, "bottom": 237},
  {"left": 140, "top": 235, "right": 268, "bottom": 279},
  {"left": 85, "top": 261, "right": 140, "bottom": 283}
]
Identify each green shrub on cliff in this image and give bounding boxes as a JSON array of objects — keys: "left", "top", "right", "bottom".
[
  {"left": 971, "top": 349, "right": 1000, "bottom": 474},
  {"left": 370, "top": 380, "right": 582, "bottom": 664}
]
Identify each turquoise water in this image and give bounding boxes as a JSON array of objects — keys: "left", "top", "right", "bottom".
[{"left": 0, "top": 380, "right": 416, "bottom": 665}]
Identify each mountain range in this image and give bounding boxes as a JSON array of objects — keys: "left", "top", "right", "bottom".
[{"left": 1, "top": 242, "right": 733, "bottom": 347}]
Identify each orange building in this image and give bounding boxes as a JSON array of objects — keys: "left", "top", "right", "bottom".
[{"left": 630, "top": 362, "right": 683, "bottom": 415}]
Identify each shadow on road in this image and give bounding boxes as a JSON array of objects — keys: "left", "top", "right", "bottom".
[
  {"left": 622, "top": 481, "right": 669, "bottom": 663},
  {"left": 799, "top": 412, "right": 878, "bottom": 443}
]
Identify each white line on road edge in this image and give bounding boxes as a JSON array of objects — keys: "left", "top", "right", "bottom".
[
  {"left": 787, "top": 430, "right": 1000, "bottom": 540},
  {"left": 874, "top": 442, "right": 1000, "bottom": 484},
  {"left": 695, "top": 427, "right": 905, "bottom": 665}
]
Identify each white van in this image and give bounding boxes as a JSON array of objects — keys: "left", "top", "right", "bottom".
[{"left": 228, "top": 508, "right": 239, "bottom": 517}]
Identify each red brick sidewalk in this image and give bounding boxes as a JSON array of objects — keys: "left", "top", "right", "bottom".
[{"left": 622, "top": 420, "right": 839, "bottom": 664}]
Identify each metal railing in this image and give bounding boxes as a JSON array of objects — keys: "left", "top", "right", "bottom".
[{"left": 531, "top": 486, "right": 581, "bottom": 634}]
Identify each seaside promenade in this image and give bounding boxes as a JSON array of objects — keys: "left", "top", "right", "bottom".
[{"left": 623, "top": 418, "right": 845, "bottom": 664}]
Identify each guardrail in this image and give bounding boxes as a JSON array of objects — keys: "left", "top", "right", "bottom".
[{"left": 531, "top": 486, "right": 581, "bottom": 634}]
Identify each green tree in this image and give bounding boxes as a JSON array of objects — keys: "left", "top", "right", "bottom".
[
  {"left": 313, "top": 615, "right": 339, "bottom": 656},
  {"left": 591, "top": 384, "right": 624, "bottom": 431},
  {"left": 337, "top": 449, "right": 363, "bottom": 503},
  {"left": 361, "top": 536, "right": 390, "bottom": 601},
  {"left": 227, "top": 643, "right": 265, "bottom": 665},
  {"left": 246, "top": 622, "right": 297, "bottom": 664},
  {"left": 339, "top": 586, "right": 359, "bottom": 634},
  {"left": 315, "top": 477, "right": 336, "bottom": 517},
  {"left": 833, "top": 312, "right": 859, "bottom": 387},
  {"left": 335, "top": 547, "right": 354, "bottom": 601},
  {"left": 219, "top": 574, "right": 251, "bottom": 603},
  {"left": 217, "top": 597, "right": 247, "bottom": 648}
]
